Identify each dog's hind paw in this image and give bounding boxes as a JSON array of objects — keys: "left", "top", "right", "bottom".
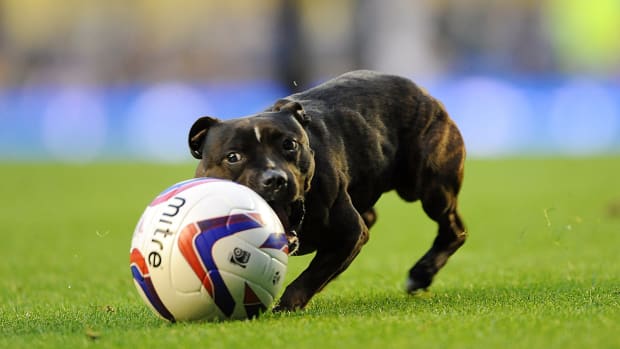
[{"left": 405, "top": 277, "right": 430, "bottom": 294}]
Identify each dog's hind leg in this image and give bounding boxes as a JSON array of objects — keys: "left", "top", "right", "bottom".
[
  {"left": 403, "top": 114, "right": 467, "bottom": 293},
  {"left": 406, "top": 181, "right": 466, "bottom": 292}
]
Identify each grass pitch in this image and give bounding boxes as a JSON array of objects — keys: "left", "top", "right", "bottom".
[{"left": 1, "top": 158, "right": 619, "bottom": 348}]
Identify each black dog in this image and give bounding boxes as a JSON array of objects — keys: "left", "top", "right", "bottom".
[{"left": 188, "top": 70, "right": 467, "bottom": 311}]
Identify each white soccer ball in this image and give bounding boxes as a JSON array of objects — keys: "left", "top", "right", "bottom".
[{"left": 130, "top": 178, "right": 288, "bottom": 322}]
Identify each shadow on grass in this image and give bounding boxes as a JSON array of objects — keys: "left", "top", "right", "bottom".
[
  {"left": 3, "top": 278, "right": 617, "bottom": 338},
  {"left": 271, "top": 278, "right": 619, "bottom": 318}
]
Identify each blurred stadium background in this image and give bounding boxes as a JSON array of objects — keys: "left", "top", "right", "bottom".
[{"left": 0, "top": 0, "right": 618, "bottom": 162}]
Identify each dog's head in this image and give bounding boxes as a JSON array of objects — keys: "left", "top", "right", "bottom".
[{"left": 188, "top": 100, "right": 314, "bottom": 247}]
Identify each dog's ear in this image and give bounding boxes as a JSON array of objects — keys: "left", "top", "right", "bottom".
[
  {"left": 188, "top": 116, "right": 220, "bottom": 159},
  {"left": 272, "top": 100, "right": 310, "bottom": 126}
]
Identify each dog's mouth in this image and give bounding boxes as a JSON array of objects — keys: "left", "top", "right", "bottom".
[{"left": 269, "top": 199, "right": 305, "bottom": 255}]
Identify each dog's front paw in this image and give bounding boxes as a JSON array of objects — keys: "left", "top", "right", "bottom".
[
  {"left": 272, "top": 302, "right": 295, "bottom": 313},
  {"left": 272, "top": 300, "right": 304, "bottom": 313},
  {"left": 272, "top": 287, "right": 308, "bottom": 312}
]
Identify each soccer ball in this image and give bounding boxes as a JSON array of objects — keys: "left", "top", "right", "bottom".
[{"left": 129, "top": 178, "right": 288, "bottom": 322}]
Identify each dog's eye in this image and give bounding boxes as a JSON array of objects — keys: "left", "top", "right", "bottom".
[
  {"left": 225, "top": 152, "right": 242, "bottom": 164},
  {"left": 282, "top": 139, "right": 298, "bottom": 152}
]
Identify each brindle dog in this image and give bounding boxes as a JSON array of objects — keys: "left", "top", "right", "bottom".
[{"left": 188, "top": 70, "right": 467, "bottom": 311}]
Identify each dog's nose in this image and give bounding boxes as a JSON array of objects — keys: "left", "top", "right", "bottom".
[{"left": 260, "top": 169, "right": 287, "bottom": 192}]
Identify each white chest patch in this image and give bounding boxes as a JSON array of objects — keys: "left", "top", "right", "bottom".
[{"left": 254, "top": 126, "right": 262, "bottom": 143}]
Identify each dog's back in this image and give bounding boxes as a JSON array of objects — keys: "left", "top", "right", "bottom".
[{"left": 281, "top": 70, "right": 463, "bottom": 207}]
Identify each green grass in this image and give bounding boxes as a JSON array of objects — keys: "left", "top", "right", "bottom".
[{"left": 1, "top": 158, "right": 619, "bottom": 348}]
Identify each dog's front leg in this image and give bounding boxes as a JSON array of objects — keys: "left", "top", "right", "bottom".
[{"left": 273, "top": 191, "right": 369, "bottom": 311}]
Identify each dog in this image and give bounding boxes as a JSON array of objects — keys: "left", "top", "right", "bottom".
[{"left": 187, "top": 70, "right": 467, "bottom": 311}]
